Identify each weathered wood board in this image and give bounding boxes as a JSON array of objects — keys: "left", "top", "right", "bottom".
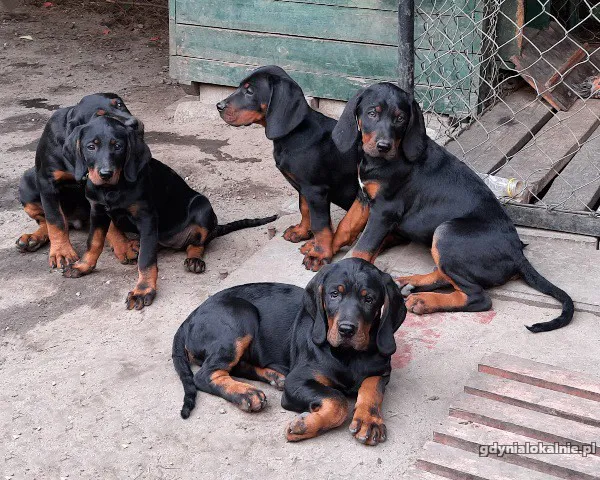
[
  {"left": 446, "top": 88, "right": 553, "bottom": 174},
  {"left": 170, "top": 0, "right": 489, "bottom": 114},
  {"left": 542, "top": 123, "right": 600, "bottom": 211},
  {"left": 414, "top": 353, "right": 600, "bottom": 479},
  {"left": 495, "top": 99, "right": 600, "bottom": 201}
]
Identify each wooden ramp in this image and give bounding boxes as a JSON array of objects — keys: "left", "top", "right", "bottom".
[{"left": 412, "top": 353, "right": 600, "bottom": 479}]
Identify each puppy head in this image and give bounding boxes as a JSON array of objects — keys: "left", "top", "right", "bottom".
[
  {"left": 304, "top": 258, "right": 406, "bottom": 356},
  {"left": 333, "top": 83, "right": 427, "bottom": 161},
  {"left": 216, "top": 65, "right": 309, "bottom": 140},
  {"left": 66, "top": 93, "right": 132, "bottom": 134},
  {"left": 63, "top": 115, "right": 150, "bottom": 186}
]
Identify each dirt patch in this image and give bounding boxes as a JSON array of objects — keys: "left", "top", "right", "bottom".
[
  {"left": 7, "top": 139, "right": 39, "bottom": 153},
  {"left": 0, "top": 179, "right": 20, "bottom": 209},
  {"left": 18, "top": 98, "right": 60, "bottom": 111},
  {"left": 0, "top": 112, "right": 50, "bottom": 135}
]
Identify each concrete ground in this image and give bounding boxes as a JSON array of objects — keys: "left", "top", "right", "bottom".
[{"left": 1, "top": 4, "right": 600, "bottom": 480}]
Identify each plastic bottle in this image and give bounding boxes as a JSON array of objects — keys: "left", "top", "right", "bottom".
[{"left": 479, "top": 174, "right": 525, "bottom": 199}]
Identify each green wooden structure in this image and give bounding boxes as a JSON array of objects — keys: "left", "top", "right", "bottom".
[{"left": 169, "top": 0, "right": 491, "bottom": 116}]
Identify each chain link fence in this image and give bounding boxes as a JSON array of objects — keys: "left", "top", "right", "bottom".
[{"left": 411, "top": 0, "right": 600, "bottom": 234}]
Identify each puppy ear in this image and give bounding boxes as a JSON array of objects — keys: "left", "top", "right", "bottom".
[
  {"left": 264, "top": 76, "right": 309, "bottom": 140},
  {"left": 376, "top": 272, "right": 406, "bottom": 357},
  {"left": 402, "top": 99, "right": 427, "bottom": 162},
  {"left": 332, "top": 88, "right": 365, "bottom": 153},
  {"left": 303, "top": 265, "right": 332, "bottom": 346},
  {"left": 62, "top": 125, "right": 86, "bottom": 181},
  {"left": 124, "top": 123, "right": 152, "bottom": 183}
]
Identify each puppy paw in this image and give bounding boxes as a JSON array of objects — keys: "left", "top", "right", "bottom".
[
  {"left": 111, "top": 238, "right": 139, "bottom": 265},
  {"left": 286, "top": 412, "right": 313, "bottom": 442},
  {"left": 62, "top": 261, "right": 94, "bottom": 278},
  {"left": 283, "top": 225, "right": 312, "bottom": 243},
  {"left": 236, "top": 388, "right": 267, "bottom": 412},
  {"left": 49, "top": 244, "right": 79, "bottom": 269},
  {"left": 16, "top": 232, "right": 49, "bottom": 252},
  {"left": 349, "top": 411, "right": 386, "bottom": 446},
  {"left": 126, "top": 287, "right": 156, "bottom": 310},
  {"left": 405, "top": 293, "right": 429, "bottom": 315},
  {"left": 184, "top": 257, "right": 206, "bottom": 274}
]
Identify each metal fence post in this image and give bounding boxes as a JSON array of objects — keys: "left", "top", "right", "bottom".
[{"left": 398, "top": 0, "right": 415, "bottom": 99}]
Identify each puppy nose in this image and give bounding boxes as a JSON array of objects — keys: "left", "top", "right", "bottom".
[
  {"left": 216, "top": 101, "right": 227, "bottom": 112},
  {"left": 338, "top": 323, "right": 356, "bottom": 338},
  {"left": 99, "top": 169, "right": 114, "bottom": 180},
  {"left": 376, "top": 140, "right": 392, "bottom": 153}
]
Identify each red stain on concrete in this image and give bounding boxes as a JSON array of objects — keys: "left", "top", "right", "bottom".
[{"left": 391, "top": 309, "right": 496, "bottom": 368}]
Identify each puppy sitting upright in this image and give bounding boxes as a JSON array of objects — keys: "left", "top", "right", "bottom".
[
  {"left": 173, "top": 258, "right": 405, "bottom": 445},
  {"left": 61, "top": 115, "right": 276, "bottom": 310},
  {"left": 217, "top": 65, "right": 360, "bottom": 270},
  {"left": 330, "top": 83, "right": 574, "bottom": 333}
]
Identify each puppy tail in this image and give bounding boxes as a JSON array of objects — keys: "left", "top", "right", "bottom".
[
  {"left": 518, "top": 258, "right": 574, "bottom": 333},
  {"left": 172, "top": 323, "right": 197, "bottom": 419},
  {"left": 215, "top": 214, "right": 278, "bottom": 237}
]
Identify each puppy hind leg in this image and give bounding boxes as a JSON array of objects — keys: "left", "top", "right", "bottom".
[{"left": 193, "top": 335, "right": 267, "bottom": 413}]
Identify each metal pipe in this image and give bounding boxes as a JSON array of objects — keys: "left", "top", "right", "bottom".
[{"left": 398, "top": 0, "right": 415, "bottom": 99}]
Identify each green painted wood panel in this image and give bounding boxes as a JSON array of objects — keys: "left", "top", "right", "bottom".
[
  {"left": 176, "top": 0, "right": 483, "bottom": 52},
  {"left": 175, "top": 24, "right": 478, "bottom": 87},
  {"left": 171, "top": 55, "right": 475, "bottom": 114},
  {"left": 276, "top": 0, "right": 482, "bottom": 13}
]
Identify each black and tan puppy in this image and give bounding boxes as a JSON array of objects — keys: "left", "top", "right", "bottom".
[
  {"left": 217, "top": 65, "right": 360, "bottom": 270},
  {"left": 61, "top": 115, "right": 276, "bottom": 310},
  {"left": 173, "top": 258, "right": 405, "bottom": 445},
  {"left": 17, "top": 93, "right": 139, "bottom": 268},
  {"left": 329, "top": 83, "right": 574, "bottom": 333}
]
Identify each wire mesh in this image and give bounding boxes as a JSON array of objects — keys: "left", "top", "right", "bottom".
[{"left": 414, "top": 0, "right": 600, "bottom": 221}]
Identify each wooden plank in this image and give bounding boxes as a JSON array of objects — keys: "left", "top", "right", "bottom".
[
  {"left": 174, "top": 25, "right": 479, "bottom": 85},
  {"left": 464, "top": 372, "right": 600, "bottom": 427},
  {"left": 446, "top": 88, "right": 553, "bottom": 174},
  {"left": 497, "top": 0, "right": 524, "bottom": 62},
  {"left": 503, "top": 203, "right": 600, "bottom": 236},
  {"left": 417, "top": 441, "right": 555, "bottom": 480},
  {"left": 176, "top": 0, "right": 483, "bottom": 51},
  {"left": 542, "top": 124, "right": 600, "bottom": 211},
  {"left": 434, "top": 417, "right": 600, "bottom": 479},
  {"left": 449, "top": 394, "right": 600, "bottom": 451},
  {"left": 170, "top": 55, "right": 476, "bottom": 113},
  {"left": 478, "top": 352, "right": 600, "bottom": 402},
  {"left": 495, "top": 99, "right": 600, "bottom": 201}
]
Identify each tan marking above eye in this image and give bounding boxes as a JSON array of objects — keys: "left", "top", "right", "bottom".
[
  {"left": 375, "top": 105, "right": 382, "bottom": 113},
  {"left": 243, "top": 83, "right": 250, "bottom": 89},
  {"left": 360, "top": 289, "right": 368, "bottom": 297},
  {"left": 337, "top": 285, "right": 345, "bottom": 293},
  {"left": 93, "top": 139, "right": 100, "bottom": 145}
]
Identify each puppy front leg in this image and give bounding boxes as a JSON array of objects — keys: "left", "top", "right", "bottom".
[
  {"left": 282, "top": 373, "right": 348, "bottom": 442},
  {"left": 300, "top": 186, "right": 333, "bottom": 272},
  {"left": 126, "top": 208, "right": 159, "bottom": 310},
  {"left": 350, "top": 375, "right": 389, "bottom": 446},
  {"left": 351, "top": 209, "right": 390, "bottom": 264},
  {"left": 63, "top": 203, "right": 110, "bottom": 278}
]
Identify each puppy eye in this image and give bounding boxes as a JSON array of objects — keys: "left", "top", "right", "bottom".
[
  {"left": 114, "top": 143, "right": 123, "bottom": 150},
  {"left": 330, "top": 291, "right": 339, "bottom": 299},
  {"left": 116, "top": 101, "right": 124, "bottom": 108},
  {"left": 367, "top": 111, "right": 377, "bottom": 119},
  {"left": 394, "top": 115, "right": 404, "bottom": 124},
  {"left": 245, "top": 86, "right": 254, "bottom": 96},
  {"left": 364, "top": 295, "right": 374, "bottom": 304},
  {"left": 86, "top": 144, "right": 96, "bottom": 151}
]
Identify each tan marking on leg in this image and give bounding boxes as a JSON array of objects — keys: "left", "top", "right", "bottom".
[
  {"left": 331, "top": 199, "right": 370, "bottom": 254},
  {"left": 106, "top": 222, "right": 138, "bottom": 264},
  {"left": 286, "top": 397, "right": 349, "bottom": 442},
  {"left": 47, "top": 214, "right": 78, "bottom": 268},
  {"left": 52, "top": 170, "right": 75, "bottom": 183},
  {"left": 63, "top": 228, "right": 107, "bottom": 277},
  {"left": 126, "top": 264, "right": 158, "bottom": 310},
  {"left": 350, "top": 376, "right": 387, "bottom": 445},
  {"left": 352, "top": 250, "right": 373, "bottom": 262},
  {"left": 17, "top": 203, "right": 49, "bottom": 251},
  {"left": 283, "top": 195, "right": 312, "bottom": 243}
]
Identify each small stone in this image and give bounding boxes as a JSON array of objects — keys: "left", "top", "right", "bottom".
[
  {"left": 236, "top": 196, "right": 242, "bottom": 201},
  {"left": 80, "top": 371, "right": 85, "bottom": 376},
  {"left": 427, "top": 395, "right": 440, "bottom": 401},
  {"left": 75, "top": 292, "right": 81, "bottom": 297},
  {"left": 122, "top": 444, "right": 128, "bottom": 449},
  {"left": 377, "top": 458, "right": 382, "bottom": 465},
  {"left": 105, "top": 280, "right": 111, "bottom": 285},
  {"left": 219, "top": 408, "right": 226, "bottom": 414},
  {"left": 52, "top": 381, "right": 56, "bottom": 386}
]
